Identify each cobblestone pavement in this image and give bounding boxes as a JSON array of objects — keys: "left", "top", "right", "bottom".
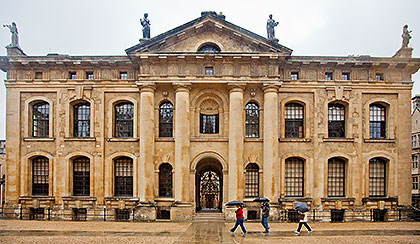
[{"left": 1, "top": 220, "right": 420, "bottom": 243}]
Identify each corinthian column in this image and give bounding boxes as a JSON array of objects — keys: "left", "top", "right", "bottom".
[
  {"left": 263, "top": 83, "right": 280, "bottom": 201},
  {"left": 228, "top": 84, "right": 245, "bottom": 201},
  {"left": 174, "top": 83, "right": 191, "bottom": 202},
  {"left": 138, "top": 83, "right": 156, "bottom": 201}
]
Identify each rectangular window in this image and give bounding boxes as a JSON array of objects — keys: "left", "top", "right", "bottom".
[
  {"left": 325, "top": 72, "right": 333, "bottom": 80},
  {"left": 73, "top": 158, "right": 90, "bottom": 196},
  {"left": 35, "top": 72, "right": 43, "bottom": 79},
  {"left": 328, "top": 158, "right": 345, "bottom": 197},
  {"left": 86, "top": 71, "right": 94, "bottom": 80},
  {"left": 328, "top": 103, "right": 345, "bottom": 138},
  {"left": 285, "top": 103, "right": 304, "bottom": 138},
  {"left": 415, "top": 136, "right": 418, "bottom": 148},
  {"left": 375, "top": 73, "right": 384, "bottom": 81},
  {"left": 245, "top": 165, "right": 259, "bottom": 197},
  {"left": 119, "top": 72, "right": 128, "bottom": 80},
  {"left": 291, "top": 72, "right": 299, "bottom": 80},
  {"left": 29, "top": 208, "right": 45, "bottom": 220},
  {"left": 200, "top": 114, "right": 219, "bottom": 134},
  {"left": 369, "top": 104, "right": 386, "bottom": 139},
  {"left": 69, "top": 72, "right": 77, "bottom": 80},
  {"left": 285, "top": 158, "right": 304, "bottom": 197},
  {"left": 413, "top": 177, "right": 419, "bottom": 190},
  {"left": 114, "top": 159, "right": 133, "bottom": 196},
  {"left": 413, "top": 136, "right": 416, "bottom": 148},
  {"left": 369, "top": 159, "right": 386, "bottom": 197},
  {"left": 32, "top": 158, "right": 49, "bottom": 196},
  {"left": 205, "top": 67, "right": 214, "bottom": 76},
  {"left": 413, "top": 155, "right": 419, "bottom": 169},
  {"left": 331, "top": 209, "right": 344, "bottom": 222},
  {"left": 342, "top": 72, "right": 350, "bottom": 80},
  {"left": 72, "top": 208, "right": 87, "bottom": 221},
  {"left": 116, "top": 209, "right": 130, "bottom": 221},
  {"left": 372, "top": 209, "right": 387, "bottom": 222}
]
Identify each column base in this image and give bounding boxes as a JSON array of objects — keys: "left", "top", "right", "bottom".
[
  {"left": 134, "top": 201, "right": 157, "bottom": 221},
  {"left": 171, "top": 201, "right": 193, "bottom": 221}
]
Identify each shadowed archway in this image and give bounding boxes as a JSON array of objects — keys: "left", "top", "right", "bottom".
[{"left": 195, "top": 158, "right": 223, "bottom": 212}]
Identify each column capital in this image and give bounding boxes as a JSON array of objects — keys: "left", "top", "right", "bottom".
[
  {"left": 137, "top": 82, "right": 156, "bottom": 92},
  {"left": 173, "top": 82, "right": 192, "bottom": 92},
  {"left": 227, "top": 83, "right": 246, "bottom": 93},
  {"left": 262, "top": 82, "right": 281, "bottom": 93}
]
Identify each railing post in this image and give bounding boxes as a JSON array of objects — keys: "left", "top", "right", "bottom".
[
  {"left": 104, "top": 207, "right": 106, "bottom": 222},
  {"left": 132, "top": 208, "right": 135, "bottom": 221},
  {"left": 313, "top": 209, "right": 316, "bottom": 222},
  {"left": 48, "top": 207, "right": 51, "bottom": 220},
  {"left": 19, "top": 205, "right": 22, "bottom": 220},
  {"left": 399, "top": 209, "right": 402, "bottom": 221}
]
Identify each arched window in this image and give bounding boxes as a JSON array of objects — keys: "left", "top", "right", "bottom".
[
  {"left": 159, "top": 102, "right": 173, "bottom": 137},
  {"left": 285, "top": 103, "right": 304, "bottom": 138},
  {"left": 114, "top": 102, "right": 134, "bottom": 138},
  {"left": 245, "top": 102, "right": 259, "bottom": 138},
  {"left": 32, "top": 102, "right": 49, "bottom": 138},
  {"left": 32, "top": 156, "right": 49, "bottom": 196},
  {"left": 369, "top": 158, "right": 386, "bottom": 197},
  {"left": 328, "top": 157, "right": 345, "bottom": 197},
  {"left": 73, "top": 156, "right": 90, "bottom": 196},
  {"left": 245, "top": 163, "right": 259, "bottom": 197},
  {"left": 285, "top": 157, "right": 304, "bottom": 197},
  {"left": 197, "top": 44, "right": 221, "bottom": 53},
  {"left": 159, "top": 163, "right": 173, "bottom": 197},
  {"left": 328, "top": 103, "right": 345, "bottom": 138},
  {"left": 73, "top": 102, "right": 90, "bottom": 138},
  {"left": 369, "top": 104, "right": 386, "bottom": 139},
  {"left": 114, "top": 157, "right": 133, "bottom": 196}
]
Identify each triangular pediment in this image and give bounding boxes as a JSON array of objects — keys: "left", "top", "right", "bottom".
[{"left": 126, "top": 12, "right": 292, "bottom": 55}]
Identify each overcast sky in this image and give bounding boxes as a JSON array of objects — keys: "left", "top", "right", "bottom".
[{"left": 0, "top": 0, "right": 419, "bottom": 139}]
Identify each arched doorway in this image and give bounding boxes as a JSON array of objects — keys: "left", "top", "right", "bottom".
[{"left": 195, "top": 158, "right": 223, "bottom": 212}]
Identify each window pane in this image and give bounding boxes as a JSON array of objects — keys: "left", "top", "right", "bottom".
[
  {"left": 114, "top": 157, "right": 133, "bottom": 196},
  {"left": 32, "top": 157, "right": 49, "bottom": 195},
  {"left": 33, "top": 102, "right": 49, "bottom": 138},
  {"left": 159, "top": 163, "right": 173, "bottom": 197},
  {"left": 115, "top": 103, "right": 134, "bottom": 137},
  {"left": 245, "top": 103, "right": 259, "bottom": 138},
  {"left": 369, "top": 104, "right": 386, "bottom": 139},
  {"left": 245, "top": 163, "right": 259, "bottom": 197},
  {"left": 285, "top": 158, "right": 304, "bottom": 197},
  {"left": 285, "top": 103, "right": 304, "bottom": 138},
  {"left": 74, "top": 103, "right": 90, "bottom": 137},
  {"left": 369, "top": 158, "right": 386, "bottom": 197},
  {"left": 73, "top": 157, "right": 90, "bottom": 196},
  {"left": 159, "top": 102, "right": 173, "bottom": 137},
  {"left": 328, "top": 158, "right": 345, "bottom": 197},
  {"left": 200, "top": 114, "right": 219, "bottom": 134},
  {"left": 328, "top": 103, "right": 345, "bottom": 138}
]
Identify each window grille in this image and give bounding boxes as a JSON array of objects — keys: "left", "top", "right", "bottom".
[
  {"left": 247, "top": 210, "right": 258, "bottom": 220},
  {"left": 32, "top": 156, "right": 49, "bottom": 196},
  {"left": 73, "top": 102, "right": 90, "bottom": 137},
  {"left": 73, "top": 157, "right": 90, "bottom": 196},
  {"left": 198, "top": 44, "right": 221, "bottom": 53},
  {"left": 32, "top": 102, "right": 49, "bottom": 138},
  {"left": 327, "top": 158, "right": 345, "bottom": 197},
  {"left": 116, "top": 209, "right": 130, "bottom": 221},
  {"left": 159, "top": 163, "right": 173, "bottom": 197},
  {"left": 328, "top": 103, "right": 345, "bottom": 138},
  {"left": 72, "top": 208, "right": 87, "bottom": 221},
  {"left": 157, "top": 209, "right": 171, "bottom": 219},
  {"left": 159, "top": 102, "right": 173, "bottom": 137},
  {"left": 413, "top": 177, "right": 419, "bottom": 190},
  {"left": 245, "top": 163, "right": 259, "bottom": 197},
  {"left": 114, "top": 157, "right": 133, "bottom": 196},
  {"left": 287, "top": 209, "right": 300, "bottom": 223},
  {"left": 372, "top": 209, "right": 387, "bottom": 221},
  {"left": 245, "top": 102, "right": 259, "bottom": 138},
  {"left": 200, "top": 114, "right": 219, "bottom": 134},
  {"left": 285, "top": 103, "right": 304, "bottom": 138},
  {"left": 29, "top": 208, "right": 44, "bottom": 220},
  {"left": 285, "top": 157, "right": 304, "bottom": 197},
  {"left": 331, "top": 209, "right": 344, "bottom": 222},
  {"left": 114, "top": 103, "right": 134, "bottom": 138},
  {"left": 413, "top": 155, "right": 419, "bottom": 169},
  {"left": 369, "top": 104, "right": 386, "bottom": 139},
  {"left": 369, "top": 158, "right": 386, "bottom": 197}
]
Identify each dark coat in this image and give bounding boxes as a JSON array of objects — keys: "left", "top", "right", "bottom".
[{"left": 261, "top": 202, "right": 270, "bottom": 218}]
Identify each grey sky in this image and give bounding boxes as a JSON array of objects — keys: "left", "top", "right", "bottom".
[{"left": 1, "top": 0, "right": 419, "bottom": 139}]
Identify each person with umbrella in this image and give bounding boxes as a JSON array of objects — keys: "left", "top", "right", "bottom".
[
  {"left": 254, "top": 197, "right": 270, "bottom": 233},
  {"left": 294, "top": 202, "right": 312, "bottom": 235},
  {"left": 229, "top": 203, "right": 247, "bottom": 236}
]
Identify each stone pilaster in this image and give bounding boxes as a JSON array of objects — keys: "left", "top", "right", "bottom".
[
  {"left": 228, "top": 84, "right": 245, "bottom": 201},
  {"left": 173, "top": 83, "right": 191, "bottom": 202},
  {"left": 263, "top": 83, "right": 280, "bottom": 201},
  {"left": 138, "top": 83, "right": 156, "bottom": 201}
]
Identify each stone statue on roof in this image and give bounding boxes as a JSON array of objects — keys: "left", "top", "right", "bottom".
[
  {"left": 140, "top": 13, "right": 151, "bottom": 39},
  {"left": 401, "top": 24, "right": 412, "bottom": 48},
  {"left": 3, "top": 22, "right": 19, "bottom": 47},
  {"left": 266, "top": 14, "right": 279, "bottom": 41}
]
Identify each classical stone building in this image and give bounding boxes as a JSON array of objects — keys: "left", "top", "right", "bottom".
[
  {"left": 412, "top": 96, "right": 420, "bottom": 207},
  {"left": 1, "top": 12, "right": 419, "bottom": 221}
]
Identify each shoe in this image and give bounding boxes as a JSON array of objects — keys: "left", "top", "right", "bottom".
[
  {"left": 308, "top": 230, "right": 313, "bottom": 235},
  {"left": 294, "top": 231, "right": 300, "bottom": 235},
  {"left": 241, "top": 232, "right": 247, "bottom": 236},
  {"left": 263, "top": 230, "right": 269, "bottom": 233}
]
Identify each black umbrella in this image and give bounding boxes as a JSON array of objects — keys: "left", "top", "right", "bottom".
[
  {"left": 253, "top": 197, "right": 270, "bottom": 202},
  {"left": 225, "top": 200, "right": 244, "bottom": 206},
  {"left": 294, "top": 202, "right": 309, "bottom": 212}
]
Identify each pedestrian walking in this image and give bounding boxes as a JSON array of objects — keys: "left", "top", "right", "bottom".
[
  {"left": 261, "top": 201, "right": 270, "bottom": 233},
  {"left": 294, "top": 210, "right": 312, "bottom": 235},
  {"left": 230, "top": 204, "right": 247, "bottom": 236}
]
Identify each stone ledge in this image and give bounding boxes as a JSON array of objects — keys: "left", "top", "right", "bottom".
[
  {"left": 63, "top": 137, "right": 96, "bottom": 142},
  {"left": 321, "top": 197, "right": 356, "bottom": 202},
  {"left": 279, "top": 138, "right": 312, "bottom": 142},
  {"left": 362, "top": 197, "right": 398, "bottom": 202},
  {"left": 190, "top": 137, "right": 229, "bottom": 142},
  {"left": 322, "top": 138, "right": 354, "bottom": 142},
  {"left": 23, "top": 137, "right": 55, "bottom": 142},
  {"left": 106, "top": 138, "right": 139, "bottom": 142},
  {"left": 155, "top": 138, "right": 175, "bottom": 142},
  {"left": 244, "top": 138, "right": 263, "bottom": 142},
  {"left": 364, "top": 139, "right": 396, "bottom": 143}
]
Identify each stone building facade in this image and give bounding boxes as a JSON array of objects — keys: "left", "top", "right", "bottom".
[
  {"left": 412, "top": 96, "right": 420, "bottom": 207},
  {"left": 1, "top": 12, "right": 419, "bottom": 221}
]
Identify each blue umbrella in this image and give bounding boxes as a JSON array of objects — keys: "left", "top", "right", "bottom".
[
  {"left": 294, "top": 202, "right": 309, "bottom": 212},
  {"left": 253, "top": 197, "right": 270, "bottom": 202},
  {"left": 225, "top": 200, "right": 244, "bottom": 206}
]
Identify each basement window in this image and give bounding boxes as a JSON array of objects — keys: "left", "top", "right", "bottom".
[
  {"left": 72, "top": 208, "right": 87, "bottom": 221},
  {"left": 115, "top": 209, "right": 130, "bottom": 221},
  {"left": 29, "top": 208, "right": 44, "bottom": 220},
  {"left": 330, "top": 209, "right": 345, "bottom": 222}
]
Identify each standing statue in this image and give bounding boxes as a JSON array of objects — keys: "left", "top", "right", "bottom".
[
  {"left": 266, "top": 14, "right": 279, "bottom": 40},
  {"left": 3, "top": 22, "right": 19, "bottom": 47},
  {"left": 401, "top": 24, "right": 412, "bottom": 48},
  {"left": 140, "top": 13, "right": 151, "bottom": 39}
]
